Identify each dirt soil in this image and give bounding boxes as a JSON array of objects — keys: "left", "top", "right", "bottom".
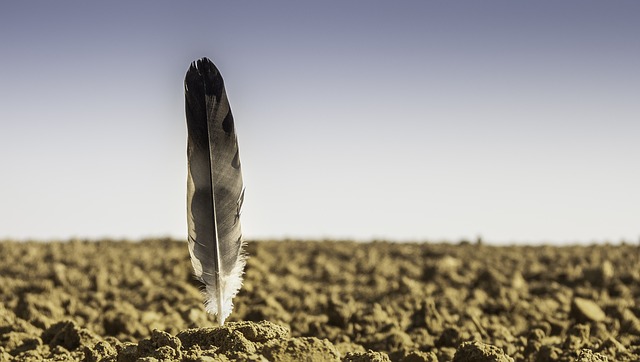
[{"left": 0, "top": 239, "right": 639, "bottom": 361}]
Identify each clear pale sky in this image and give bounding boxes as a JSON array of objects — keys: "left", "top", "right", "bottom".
[{"left": 1, "top": 1, "right": 638, "bottom": 243}]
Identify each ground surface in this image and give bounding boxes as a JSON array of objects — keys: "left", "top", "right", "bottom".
[{"left": 0, "top": 239, "right": 639, "bottom": 361}]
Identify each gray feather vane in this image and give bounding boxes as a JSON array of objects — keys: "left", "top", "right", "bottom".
[{"left": 184, "top": 57, "right": 245, "bottom": 326}]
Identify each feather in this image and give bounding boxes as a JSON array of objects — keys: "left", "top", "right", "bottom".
[{"left": 184, "top": 57, "right": 246, "bottom": 326}]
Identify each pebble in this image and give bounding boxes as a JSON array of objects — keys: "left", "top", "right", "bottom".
[{"left": 571, "top": 297, "right": 606, "bottom": 322}]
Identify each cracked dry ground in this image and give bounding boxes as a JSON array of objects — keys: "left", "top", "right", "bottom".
[{"left": 0, "top": 239, "right": 639, "bottom": 361}]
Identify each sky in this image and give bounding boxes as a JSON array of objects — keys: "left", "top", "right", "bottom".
[{"left": 1, "top": 1, "right": 639, "bottom": 244}]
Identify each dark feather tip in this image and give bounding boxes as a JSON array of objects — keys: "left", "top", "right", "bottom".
[{"left": 186, "top": 57, "right": 225, "bottom": 97}]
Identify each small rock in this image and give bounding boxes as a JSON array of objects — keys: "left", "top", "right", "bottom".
[{"left": 571, "top": 298, "right": 606, "bottom": 322}]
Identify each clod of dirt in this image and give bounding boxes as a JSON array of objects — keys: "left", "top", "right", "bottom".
[
  {"left": 137, "top": 329, "right": 183, "bottom": 360},
  {"left": 619, "top": 308, "right": 640, "bottom": 335},
  {"left": 452, "top": 341, "right": 514, "bottom": 362},
  {"left": 41, "top": 320, "right": 100, "bottom": 351},
  {"left": 231, "top": 320, "right": 289, "bottom": 343},
  {"left": 178, "top": 326, "right": 256, "bottom": 355},
  {"left": 6, "top": 335, "right": 42, "bottom": 356},
  {"left": 400, "top": 350, "right": 438, "bottom": 362},
  {"left": 571, "top": 297, "right": 606, "bottom": 322},
  {"left": 563, "top": 323, "right": 592, "bottom": 352},
  {"left": 535, "top": 344, "right": 563, "bottom": 361},
  {"left": 409, "top": 299, "right": 443, "bottom": 335},
  {"left": 576, "top": 348, "right": 609, "bottom": 362},
  {"left": 0, "top": 347, "right": 12, "bottom": 361},
  {"left": 173, "top": 321, "right": 340, "bottom": 361},
  {"left": 343, "top": 350, "right": 391, "bottom": 362},
  {"left": 83, "top": 340, "right": 117, "bottom": 362},
  {"left": 102, "top": 302, "right": 148, "bottom": 338},
  {"left": 262, "top": 336, "right": 340, "bottom": 361},
  {"left": 583, "top": 260, "right": 614, "bottom": 287},
  {"left": 435, "top": 327, "right": 461, "bottom": 348},
  {"left": 327, "top": 298, "right": 357, "bottom": 328}
]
